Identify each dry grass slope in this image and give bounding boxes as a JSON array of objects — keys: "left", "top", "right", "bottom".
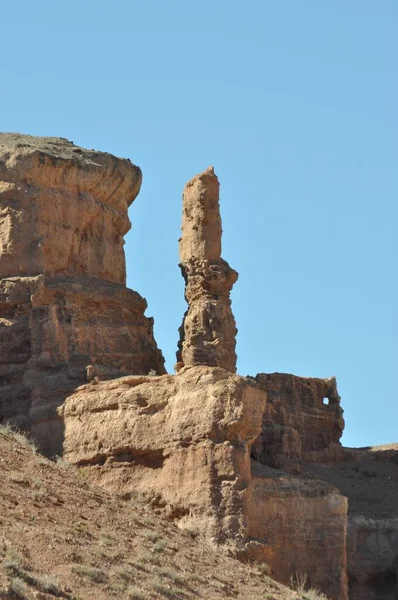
[{"left": 0, "top": 425, "right": 327, "bottom": 600}]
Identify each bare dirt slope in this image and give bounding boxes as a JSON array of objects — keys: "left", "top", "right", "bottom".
[{"left": 0, "top": 426, "right": 326, "bottom": 600}]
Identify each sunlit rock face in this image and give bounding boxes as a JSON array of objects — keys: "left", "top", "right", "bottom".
[
  {"left": 252, "top": 373, "right": 345, "bottom": 473},
  {"left": 59, "top": 365, "right": 349, "bottom": 600},
  {"left": 0, "top": 133, "right": 165, "bottom": 455},
  {"left": 177, "top": 167, "right": 238, "bottom": 373}
]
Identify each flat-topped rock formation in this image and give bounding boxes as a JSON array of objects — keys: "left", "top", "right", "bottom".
[
  {"left": 59, "top": 365, "right": 348, "bottom": 600},
  {"left": 0, "top": 134, "right": 165, "bottom": 454},
  {"left": 1, "top": 140, "right": 396, "bottom": 600},
  {"left": 177, "top": 167, "right": 238, "bottom": 372},
  {"left": 0, "top": 133, "right": 141, "bottom": 283}
]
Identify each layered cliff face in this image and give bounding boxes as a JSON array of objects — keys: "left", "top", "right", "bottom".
[
  {"left": 58, "top": 166, "right": 349, "bottom": 600},
  {"left": 0, "top": 133, "right": 165, "bottom": 455},
  {"left": 253, "top": 373, "right": 345, "bottom": 473},
  {"left": 0, "top": 134, "right": 139, "bottom": 283},
  {"left": 303, "top": 445, "right": 398, "bottom": 600},
  {"left": 176, "top": 167, "right": 238, "bottom": 372},
  {"left": 2, "top": 141, "right": 395, "bottom": 600},
  {"left": 59, "top": 367, "right": 267, "bottom": 547},
  {"left": 59, "top": 366, "right": 348, "bottom": 600}
]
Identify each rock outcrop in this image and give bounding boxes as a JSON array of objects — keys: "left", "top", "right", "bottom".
[
  {"left": 58, "top": 165, "right": 351, "bottom": 600},
  {"left": 60, "top": 367, "right": 267, "bottom": 547},
  {"left": 302, "top": 445, "right": 398, "bottom": 600},
  {"left": 2, "top": 139, "right": 395, "bottom": 600},
  {"left": 59, "top": 366, "right": 348, "bottom": 600},
  {"left": 249, "top": 461, "right": 348, "bottom": 600},
  {"left": 252, "top": 373, "right": 345, "bottom": 473},
  {"left": 176, "top": 167, "right": 238, "bottom": 372},
  {"left": 0, "top": 133, "right": 165, "bottom": 454}
]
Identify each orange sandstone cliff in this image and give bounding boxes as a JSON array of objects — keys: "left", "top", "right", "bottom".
[
  {"left": 0, "top": 133, "right": 165, "bottom": 455},
  {"left": 60, "top": 166, "right": 350, "bottom": 600},
  {"left": 0, "top": 136, "right": 397, "bottom": 600}
]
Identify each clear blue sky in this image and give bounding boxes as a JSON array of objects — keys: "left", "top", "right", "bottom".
[{"left": 1, "top": 1, "right": 396, "bottom": 447}]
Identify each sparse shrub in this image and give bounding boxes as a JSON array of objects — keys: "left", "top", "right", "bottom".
[
  {"left": 143, "top": 530, "right": 159, "bottom": 542},
  {"left": 0, "top": 424, "right": 38, "bottom": 453},
  {"left": 4, "top": 551, "right": 63, "bottom": 596},
  {"left": 99, "top": 531, "right": 115, "bottom": 546},
  {"left": 126, "top": 557, "right": 148, "bottom": 573},
  {"left": 127, "top": 586, "right": 148, "bottom": 600},
  {"left": 71, "top": 564, "right": 107, "bottom": 583},
  {"left": 8, "top": 577, "right": 34, "bottom": 600},
  {"left": 54, "top": 455, "right": 74, "bottom": 469},
  {"left": 300, "top": 589, "right": 328, "bottom": 600},
  {"left": 290, "top": 572, "right": 308, "bottom": 593},
  {"left": 159, "top": 567, "right": 185, "bottom": 584},
  {"left": 36, "top": 573, "right": 63, "bottom": 595},
  {"left": 154, "top": 539, "right": 166, "bottom": 553},
  {"left": 253, "top": 560, "right": 272, "bottom": 577},
  {"left": 32, "top": 487, "right": 48, "bottom": 502},
  {"left": 113, "top": 563, "right": 135, "bottom": 582},
  {"left": 72, "top": 521, "right": 88, "bottom": 535},
  {"left": 4, "top": 548, "right": 28, "bottom": 572}
]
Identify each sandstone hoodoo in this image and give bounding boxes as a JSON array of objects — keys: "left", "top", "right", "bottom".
[
  {"left": 60, "top": 165, "right": 350, "bottom": 600},
  {"left": 0, "top": 133, "right": 165, "bottom": 455},
  {"left": 1, "top": 135, "right": 397, "bottom": 600},
  {"left": 176, "top": 166, "right": 238, "bottom": 372}
]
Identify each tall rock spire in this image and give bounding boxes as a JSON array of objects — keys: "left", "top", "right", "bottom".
[{"left": 177, "top": 166, "right": 238, "bottom": 372}]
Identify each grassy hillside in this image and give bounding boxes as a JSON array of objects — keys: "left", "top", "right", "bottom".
[{"left": 0, "top": 425, "right": 326, "bottom": 600}]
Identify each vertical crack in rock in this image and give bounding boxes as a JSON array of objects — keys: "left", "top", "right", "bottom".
[{"left": 176, "top": 167, "right": 238, "bottom": 372}]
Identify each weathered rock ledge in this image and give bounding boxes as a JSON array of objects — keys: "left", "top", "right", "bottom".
[
  {"left": 59, "top": 366, "right": 349, "bottom": 600},
  {"left": 0, "top": 134, "right": 165, "bottom": 455},
  {"left": 1, "top": 137, "right": 396, "bottom": 600}
]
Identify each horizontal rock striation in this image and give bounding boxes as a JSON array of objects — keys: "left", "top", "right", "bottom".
[
  {"left": 249, "top": 461, "right": 348, "bottom": 600},
  {"left": 60, "top": 366, "right": 267, "bottom": 547},
  {"left": 0, "top": 134, "right": 165, "bottom": 454},
  {"left": 252, "top": 373, "right": 345, "bottom": 473},
  {"left": 302, "top": 444, "right": 398, "bottom": 600},
  {"left": 59, "top": 366, "right": 348, "bottom": 600},
  {"left": 0, "top": 133, "right": 140, "bottom": 283}
]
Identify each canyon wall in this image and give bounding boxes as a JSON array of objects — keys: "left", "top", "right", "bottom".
[
  {"left": 1, "top": 137, "right": 395, "bottom": 600},
  {"left": 0, "top": 133, "right": 165, "bottom": 454},
  {"left": 59, "top": 167, "right": 350, "bottom": 600},
  {"left": 59, "top": 366, "right": 349, "bottom": 600}
]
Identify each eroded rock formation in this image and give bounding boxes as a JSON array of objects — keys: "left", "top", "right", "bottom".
[
  {"left": 176, "top": 167, "right": 238, "bottom": 372},
  {"left": 0, "top": 133, "right": 165, "bottom": 454},
  {"left": 302, "top": 445, "right": 398, "bottom": 600},
  {"left": 59, "top": 366, "right": 348, "bottom": 600},
  {"left": 58, "top": 165, "right": 351, "bottom": 600},
  {"left": 252, "top": 373, "right": 345, "bottom": 473},
  {"left": 2, "top": 140, "right": 395, "bottom": 600},
  {"left": 60, "top": 367, "right": 266, "bottom": 547}
]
